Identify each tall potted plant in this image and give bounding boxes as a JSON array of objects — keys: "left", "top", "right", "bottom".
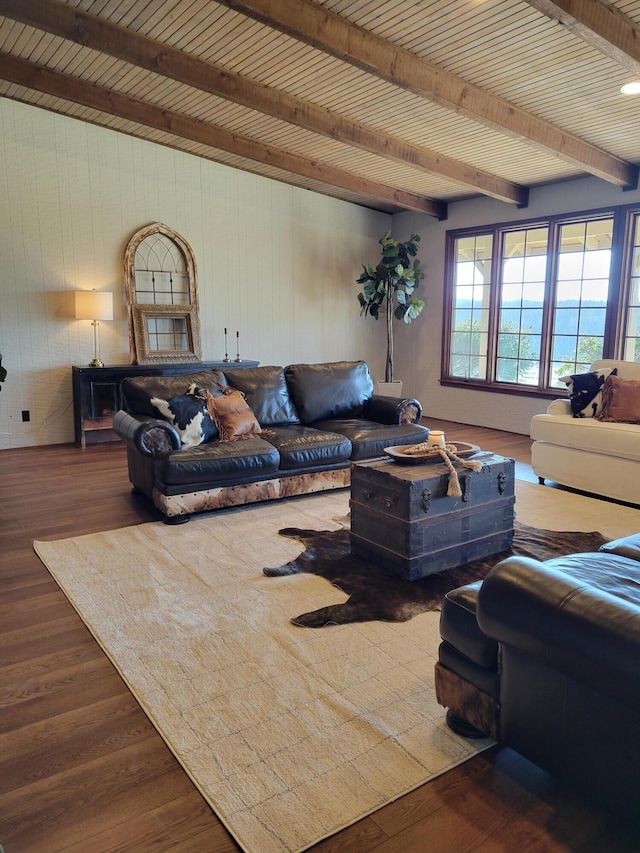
[{"left": 356, "top": 231, "right": 425, "bottom": 391}]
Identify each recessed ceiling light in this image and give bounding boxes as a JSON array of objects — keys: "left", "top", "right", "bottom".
[{"left": 621, "top": 81, "right": 640, "bottom": 95}]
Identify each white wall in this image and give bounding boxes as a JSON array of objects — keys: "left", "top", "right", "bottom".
[
  {"left": 392, "top": 177, "right": 640, "bottom": 436},
  {"left": 5, "top": 96, "right": 638, "bottom": 448},
  {"left": 0, "top": 99, "right": 390, "bottom": 449}
]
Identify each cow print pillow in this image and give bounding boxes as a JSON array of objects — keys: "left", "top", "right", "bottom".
[
  {"left": 151, "top": 384, "right": 218, "bottom": 448},
  {"left": 559, "top": 367, "right": 617, "bottom": 418}
]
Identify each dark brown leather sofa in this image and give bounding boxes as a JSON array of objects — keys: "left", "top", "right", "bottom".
[
  {"left": 435, "top": 533, "right": 640, "bottom": 826},
  {"left": 113, "top": 360, "right": 428, "bottom": 523}
]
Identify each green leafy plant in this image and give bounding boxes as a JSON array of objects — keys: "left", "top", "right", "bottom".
[{"left": 357, "top": 231, "right": 425, "bottom": 382}]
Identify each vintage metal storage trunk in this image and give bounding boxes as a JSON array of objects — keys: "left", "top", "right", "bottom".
[{"left": 350, "top": 453, "right": 515, "bottom": 580}]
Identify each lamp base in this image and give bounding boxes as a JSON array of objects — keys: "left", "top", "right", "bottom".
[{"left": 90, "top": 357, "right": 104, "bottom": 367}]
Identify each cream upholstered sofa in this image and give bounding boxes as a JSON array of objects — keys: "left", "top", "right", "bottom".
[{"left": 530, "top": 359, "right": 640, "bottom": 505}]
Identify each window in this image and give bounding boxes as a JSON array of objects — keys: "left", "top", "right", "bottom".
[
  {"left": 450, "top": 234, "right": 492, "bottom": 381},
  {"left": 497, "top": 226, "right": 547, "bottom": 385},
  {"left": 444, "top": 205, "right": 637, "bottom": 395},
  {"left": 550, "top": 218, "right": 612, "bottom": 382},
  {"left": 124, "top": 222, "right": 201, "bottom": 364}
]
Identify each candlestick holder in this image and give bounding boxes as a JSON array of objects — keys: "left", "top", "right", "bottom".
[
  {"left": 223, "top": 328, "right": 231, "bottom": 363},
  {"left": 234, "top": 330, "right": 242, "bottom": 362}
]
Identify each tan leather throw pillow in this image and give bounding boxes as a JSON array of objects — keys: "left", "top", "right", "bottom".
[
  {"left": 597, "top": 375, "right": 640, "bottom": 424},
  {"left": 206, "top": 387, "right": 262, "bottom": 441}
]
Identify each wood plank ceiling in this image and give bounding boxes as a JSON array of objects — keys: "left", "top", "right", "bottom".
[{"left": 0, "top": 0, "right": 639, "bottom": 218}]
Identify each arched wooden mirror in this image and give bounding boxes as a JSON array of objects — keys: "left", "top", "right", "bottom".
[{"left": 124, "top": 222, "right": 202, "bottom": 364}]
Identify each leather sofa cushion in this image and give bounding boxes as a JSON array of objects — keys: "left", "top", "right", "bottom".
[
  {"left": 122, "top": 370, "right": 226, "bottom": 417},
  {"left": 264, "top": 425, "right": 352, "bottom": 470},
  {"left": 440, "top": 581, "right": 498, "bottom": 670},
  {"left": 600, "top": 533, "right": 640, "bottom": 563},
  {"left": 222, "top": 366, "right": 300, "bottom": 425},
  {"left": 542, "top": 552, "right": 640, "bottom": 608},
  {"left": 316, "top": 419, "right": 428, "bottom": 461},
  {"left": 154, "top": 437, "right": 280, "bottom": 486},
  {"left": 285, "top": 361, "right": 374, "bottom": 424}
]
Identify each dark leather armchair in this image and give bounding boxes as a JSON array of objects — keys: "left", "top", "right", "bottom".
[{"left": 435, "top": 533, "right": 640, "bottom": 826}]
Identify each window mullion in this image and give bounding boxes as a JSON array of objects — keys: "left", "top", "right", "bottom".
[
  {"left": 486, "top": 231, "right": 503, "bottom": 384},
  {"left": 539, "top": 221, "right": 559, "bottom": 389}
]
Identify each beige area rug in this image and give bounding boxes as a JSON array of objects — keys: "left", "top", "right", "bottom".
[{"left": 33, "top": 481, "right": 639, "bottom": 853}]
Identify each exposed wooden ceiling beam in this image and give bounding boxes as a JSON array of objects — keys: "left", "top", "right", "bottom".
[
  {"left": 524, "top": 0, "right": 640, "bottom": 75},
  {"left": 0, "top": 0, "right": 527, "bottom": 206},
  {"left": 217, "top": 0, "right": 638, "bottom": 189},
  {"left": 0, "top": 52, "right": 446, "bottom": 218}
]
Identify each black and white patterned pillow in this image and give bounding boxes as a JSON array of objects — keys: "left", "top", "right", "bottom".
[
  {"left": 559, "top": 367, "right": 617, "bottom": 418},
  {"left": 151, "top": 384, "right": 218, "bottom": 447}
]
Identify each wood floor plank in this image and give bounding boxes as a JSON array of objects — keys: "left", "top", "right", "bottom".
[
  {"left": 0, "top": 589, "right": 73, "bottom": 632},
  {"left": 310, "top": 816, "right": 389, "bottom": 852},
  {"left": 2, "top": 431, "right": 639, "bottom": 852},
  {"left": 1, "top": 739, "right": 198, "bottom": 853},
  {"left": 368, "top": 747, "right": 521, "bottom": 839},
  {"left": 370, "top": 755, "right": 591, "bottom": 853},
  {"left": 0, "top": 695, "right": 155, "bottom": 791},
  {"left": 61, "top": 793, "right": 235, "bottom": 853},
  {"left": 1, "top": 576, "right": 60, "bottom": 603},
  {"left": 0, "top": 617, "right": 94, "bottom": 665},
  {"left": 0, "top": 642, "right": 104, "bottom": 688},
  {"left": 0, "top": 658, "right": 128, "bottom": 733}
]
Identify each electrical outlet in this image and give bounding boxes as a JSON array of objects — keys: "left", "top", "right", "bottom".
[{"left": 21, "top": 410, "right": 30, "bottom": 422}]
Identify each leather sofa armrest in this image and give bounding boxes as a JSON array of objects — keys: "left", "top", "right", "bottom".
[
  {"left": 113, "top": 410, "right": 181, "bottom": 456},
  {"left": 477, "top": 556, "right": 640, "bottom": 706},
  {"left": 362, "top": 395, "right": 422, "bottom": 425}
]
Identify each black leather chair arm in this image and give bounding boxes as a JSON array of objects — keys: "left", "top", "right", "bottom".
[
  {"left": 113, "top": 410, "right": 181, "bottom": 456},
  {"left": 477, "top": 556, "right": 640, "bottom": 707},
  {"left": 362, "top": 395, "right": 423, "bottom": 425}
]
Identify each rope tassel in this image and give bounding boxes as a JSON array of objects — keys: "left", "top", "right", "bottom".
[
  {"left": 403, "top": 442, "right": 483, "bottom": 496},
  {"left": 435, "top": 446, "right": 483, "bottom": 495}
]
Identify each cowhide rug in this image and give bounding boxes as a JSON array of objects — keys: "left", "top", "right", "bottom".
[{"left": 263, "top": 520, "right": 607, "bottom": 628}]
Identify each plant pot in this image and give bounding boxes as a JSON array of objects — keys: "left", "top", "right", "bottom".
[{"left": 375, "top": 380, "right": 403, "bottom": 397}]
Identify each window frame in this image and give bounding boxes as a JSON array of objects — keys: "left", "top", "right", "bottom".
[
  {"left": 123, "top": 222, "right": 202, "bottom": 365},
  {"left": 131, "top": 304, "right": 201, "bottom": 364},
  {"left": 442, "top": 203, "right": 634, "bottom": 398}
]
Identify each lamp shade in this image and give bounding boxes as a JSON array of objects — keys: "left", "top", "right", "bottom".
[{"left": 75, "top": 290, "right": 113, "bottom": 321}]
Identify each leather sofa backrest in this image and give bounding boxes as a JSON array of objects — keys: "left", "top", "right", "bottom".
[
  {"left": 284, "top": 360, "right": 374, "bottom": 424},
  {"left": 222, "top": 365, "right": 300, "bottom": 425},
  {"left": 121, "top": 369, "right": 226, "bottom": 417}
]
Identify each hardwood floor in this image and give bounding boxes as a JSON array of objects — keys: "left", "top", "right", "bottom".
[{"left": 1, "top": 424, "right": 639, "bottom": 852}]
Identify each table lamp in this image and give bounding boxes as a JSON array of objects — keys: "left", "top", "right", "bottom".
[{"left": 75, "top": 289, "right": 114, "bottom": 367}]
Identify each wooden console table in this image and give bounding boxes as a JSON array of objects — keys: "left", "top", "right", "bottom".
[{"left": 72, "top": 361, "right": 259, "bottom": 448}]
